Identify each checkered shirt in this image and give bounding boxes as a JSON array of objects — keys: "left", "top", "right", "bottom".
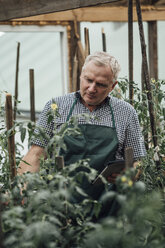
[{"left": 31, "top": 91, "right": 146, "bottom": 160}]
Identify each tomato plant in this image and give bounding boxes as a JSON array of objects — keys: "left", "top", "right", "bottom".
[{"left": 0, "top": 79, "right": 165, "bottom": 248}]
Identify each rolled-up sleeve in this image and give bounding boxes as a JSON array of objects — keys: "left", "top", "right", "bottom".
[
  {"left": 31, "top": 100, "right": 54, "bottom": 147},
  {"left": 124, "top": 109, "right": 146, "bottom": 159}
]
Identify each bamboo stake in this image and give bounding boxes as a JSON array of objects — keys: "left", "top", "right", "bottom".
[
  {"left": 102, "top": 28, "right": 107, "bottom": 52},
  {"left": 84, "top": 27, "right": 90, "bottom": 57},
  {"left": 29, "top": 69, "right": 36, "bottom": 122},
  {"left": 136, "top": 0, "right": 158, "bottom": 149},
  {"left": 5, "top": 93, "right": 16, "bottom": 180},
  {"left": 14, "top": 42, "right": 20, "bottom": 121},
  {"left": 128, "top": 0, "right": 134, "bottom": 105}
]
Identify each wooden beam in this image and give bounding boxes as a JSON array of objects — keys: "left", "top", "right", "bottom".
[
  {"left": 11, "top": 6, "right": 165, "bottom": 22},
  {"left": 0, "top": 0, "right": 120, "bottom": 21}
]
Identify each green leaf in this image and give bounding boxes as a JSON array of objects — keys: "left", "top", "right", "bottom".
[{"left": 20, "top": 127, "right": 26, "bottom": 143}]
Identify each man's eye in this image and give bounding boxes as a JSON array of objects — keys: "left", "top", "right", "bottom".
[
  {"left": 87, "top": 78, "right": 93, "bottom": 83},
  {"left": 97, "top": 83, "right": 107, "bottom": 88}
]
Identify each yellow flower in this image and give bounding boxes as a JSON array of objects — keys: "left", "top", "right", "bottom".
[
  {"left": 137, "top": 161, "right": 142, "bottom": 168},
  {"left": 51, "top": 103, "right": 58, "bottom": 110},
  {"left": 128, "top": 180, "right": 133, "bottom": 187},
  {"left": 151, "top": 78, "right": 156, "bottom": 83},
  {"left": 121, "top": 176, "right": 127, "bottom": 183},
  {"left": 47, "top": 174, "right": 53, "bottom": 181}
]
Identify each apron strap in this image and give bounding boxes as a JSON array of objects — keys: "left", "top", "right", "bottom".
[
  {"left": 109, "top": 99, "right": 116, "bottom": 129},
  {"left": 66, "top": 97, "right": 78, "bottom": 122}
]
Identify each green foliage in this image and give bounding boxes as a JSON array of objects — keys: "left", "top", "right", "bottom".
[
  {"left": 1, "top": 163, "right": 165, "bottom": 248},
  {"left": 113, "top": 78, "right": 165, "bottom": 190},
  {"left": 1, "top": 160, "right": 101, "bottom": 248},
  {"left": 113, "top": 78, "right": 165, "bottom": 157},
  {"left": 0, "top": 81, "right": 165, "bottom": 247}
]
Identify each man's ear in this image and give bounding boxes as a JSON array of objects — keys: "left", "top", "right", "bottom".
[{"left": 112, "top": 81, "right": 118, "bottom": 90}]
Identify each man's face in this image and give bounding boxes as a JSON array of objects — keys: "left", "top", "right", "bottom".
[{"left": 80, "top": 61, "right": 115, "bottom": 107}]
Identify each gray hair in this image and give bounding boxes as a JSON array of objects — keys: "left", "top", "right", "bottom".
[{"left": 82, "top": 51, "right": 121, "bottom": 80}]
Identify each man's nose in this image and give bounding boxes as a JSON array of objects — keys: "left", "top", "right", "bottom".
[{"left": 88, "top": 83, "right": 97, "bottom": 92}]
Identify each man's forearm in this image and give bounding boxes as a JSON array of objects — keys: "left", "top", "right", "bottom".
[{"left": 17, "top": 145, "right": 46, "bottom": 175}]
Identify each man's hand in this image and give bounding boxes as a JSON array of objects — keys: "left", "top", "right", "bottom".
[
  {"left": 107, "top": 173, "right": 120, "bottom": 184},
  {"left": 107, "top": 161, "right": 142, "bottom": 184}
]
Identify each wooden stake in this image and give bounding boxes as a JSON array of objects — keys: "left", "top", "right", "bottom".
[
  {"left": 72, "top": 52, "right": 78, "bottom": 92},
  {"left": 5, "top": 93, "right": 16, "bottom": 180},
  {"left": 141, "top": 59, "right": 149, "bottom": 150},
  {"left": 136, "top": 0, "right": 158, "bottom": 149},
  {"left": 14, "top": 42, "right": 20, "bottom": 121},
  {"left": 84, "top": 27, "right": 90, "bottom": 57},
  {"left": 128, "top": 0, "right": 134, "bottom": 105},
  {"left": 148, "top": 21, "right": 160, "bottom": 129},
  {"left": 29, "top": 69, "right": 36, "bottom": 122},
  {"left": 102, "top": 28, "right": 107, "bottom": 52},
  {"left": 56, "top": 156, "right": 64, "bottom": 170}
]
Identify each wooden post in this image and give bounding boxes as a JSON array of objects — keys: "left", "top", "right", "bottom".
[
  {"left": 84, "top": 27, "right": 90, "bottom": 57},
  {"left": 102, "top": 28, "right": 107, "bottom": 52},
  {"left": 77, "top": 39, "right": 85, "bottom": 86},
  {"left": 29, "top": 69, "right": 36, "bottom": 122},
  {"left": 68, "top": 21, "right": 80, "bottom": 92},
  {"left": 136, "top": 0, "right": 158, "bottom": 149},
  {"left": 128, "top": 0, "right": 134, "bottom": 105},
  {"left": 77, "top": 39, "right": 85, "bottom": 70},
  {"left": 14, "top": 42, "right": 20, "bottom": 120},
  {"left": 5, "top": 93, "right": 16, "bottom": 180},
  {"left": 148, "top": 21, "right": 158, "bottom": 80},
  {"left": 72, "top": 20, "right": 84, "bottom": 91}
]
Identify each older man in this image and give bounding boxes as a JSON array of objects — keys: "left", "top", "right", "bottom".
[{"left": 18, "top": 51, "right": 146, "bottom": 181}]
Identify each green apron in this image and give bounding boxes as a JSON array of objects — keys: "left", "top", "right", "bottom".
[
  {"left": 60, "top": 97, "right": 120, "bottom": 215},
  {"left": 60, "top": 97, "right": 119, "bottom": 174}
]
